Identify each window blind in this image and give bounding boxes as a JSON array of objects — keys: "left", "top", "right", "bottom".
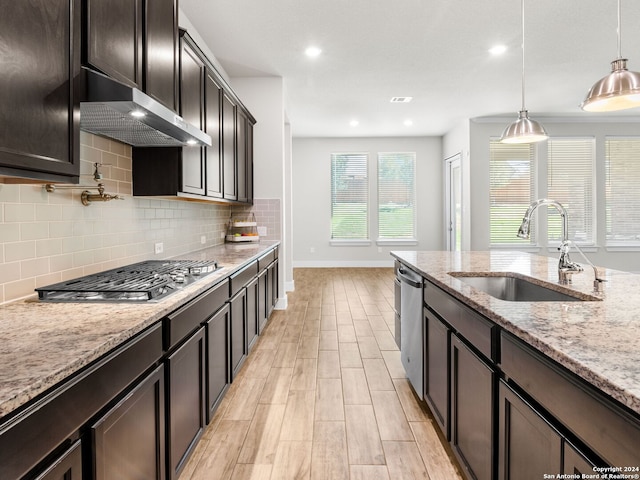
[
  {"left": 331, "top": 153, "right": 369, "bottom": 239},
  {"left": 547, "top": 138, "right": 595, "bottom": 244},
  {"left": 489, "top": 141, "right": 535, "bottom": 245},
  {"left": 606, "top": 138, "right": 640, "bottom": 246},
  {"left": 378, "top": 152, "right": 416, "bottom": 239}
]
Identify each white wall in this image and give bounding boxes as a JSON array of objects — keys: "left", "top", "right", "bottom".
[
  {"left": 292, "top": 136, "right": 443, "bottom": 267},
  {"left": 469, "top": 117, "right": 640, "bottom": 272}
]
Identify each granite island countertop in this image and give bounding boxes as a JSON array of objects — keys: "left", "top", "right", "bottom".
[
  {"left": 392, "top": 250, "right": 640, "bottom": 417},
  {"left": 0, "top": 241, "right": 279, "bottom": 421}
]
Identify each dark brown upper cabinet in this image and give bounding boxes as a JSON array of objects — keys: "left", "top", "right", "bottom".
[
  {"left": 85, "top": 0, "right": 143, "bottom": 89},
  {"left": 180, "top": 39, "right": 206, "bottom": 195},
  {"left": 222, "top": 93, "right": 237, "bottom": 201},
  {"left": 0, "top": 0, "right": 81, "bottom": 183},
  {"left": 144, "top": 0, "right": 178, "bottom": 111},
  {"left": 205, "top": 73, "right": 223, "bottom": 198},
  {"left": 132, "top": 30, "right": 255, "bottom": 205},
  {"left": 85, "top": 0, "right": 178, "bottom": 111}
]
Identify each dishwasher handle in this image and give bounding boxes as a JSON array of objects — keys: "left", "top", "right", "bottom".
[{"left": 398, "top": 268, "right": 423, "bottom": 288}]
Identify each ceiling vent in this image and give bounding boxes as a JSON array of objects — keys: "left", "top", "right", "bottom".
[{"left": 390, "top": 97, "right": 413, "bottom": 103}]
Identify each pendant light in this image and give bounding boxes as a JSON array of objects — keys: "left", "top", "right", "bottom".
[
  {"left": 500, "top": 0, "right": 548, "bottom": 144},
  {"left": 581, "top": 0, "right": 640, "bottom": 112}
]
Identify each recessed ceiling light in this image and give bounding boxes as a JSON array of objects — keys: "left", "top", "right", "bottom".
[
  {"left": 404, "top": 119, "right": 413, "bottom": 126},
  {"left": 489, "top": 44, "right": 507, "bottom": 56},
  {"left": 305, "top": 46, "right": 322, "bottom": 57},
  {"left": 390, "top": 97, "right": 412, "bottom": 103},
  {"left": 349, "top": 120, "right": 359, "bottom": 127}
]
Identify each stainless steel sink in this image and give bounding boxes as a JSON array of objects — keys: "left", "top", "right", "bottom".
[{"left": 449, "top": 272, "right": 598, "bottom": 302}]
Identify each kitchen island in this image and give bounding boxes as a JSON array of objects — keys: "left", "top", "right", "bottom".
[
  {"left": 392, "top": 250, "right": 640, "bottom": 480},
  {"left": 0, "top": 240, "right": 279, "bottom": 479}
]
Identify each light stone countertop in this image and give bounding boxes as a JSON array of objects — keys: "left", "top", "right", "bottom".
[
  {"left": 391, "top": 250, "right": 640, "bottom": 416},
  {"left": 0, "top": 241, "right": 279, "bottom": 421}
]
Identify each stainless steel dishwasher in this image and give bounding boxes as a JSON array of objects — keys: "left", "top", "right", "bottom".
[{"left": 398, "top": 266, "right": 424, "bottom": 400}]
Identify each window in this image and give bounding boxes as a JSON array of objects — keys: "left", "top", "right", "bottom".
[
  {"left": 606, "top": 137, "right": 640, "bottom": 246},
  {"left": 331, "top": 153, "right": 369, "bottom": 240},
  {"left": 489, "top": 141, "right": 535, "bottom": 245},
  {"left": 547, "top": 138, "right": 595, "bottom": 245},
  {"left": 378, "top": 152, "right": 416, "bottom": 240}
]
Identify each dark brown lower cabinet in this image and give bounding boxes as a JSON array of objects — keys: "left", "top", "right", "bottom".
[
  {"left": 206, "top": 304, "right": 230, "bottom": 423},
  {"left": 424, "top": 309, "right": 450, "bottom": 437},
  {"left": 246, "top": 277, "right": 258, "bottom": 351},
  {"left": 498, "top": 380, "right": 562, "bottom": 480},
  {"left": 229, "top": 288, "right": 247, "bottom": 379},
  {"left": 91, "top": 365, "right": 165, "bottom": 480},
  {"left": 167, "top": 328, "right": 205, "bottom": 480},
  {"left": 451, "top": 334, "right": 495, "bottom": 480},
  {"left": 257, "top": 269, "right": 268, "bottom": 334},
  {"left": 266, "top": 259, "right": 278, "bottom": 316},
  {"left": 34, "top": 440, "right": 83, "bottom": 480}
]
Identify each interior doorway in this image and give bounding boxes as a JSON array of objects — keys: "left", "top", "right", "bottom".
[{"left": 445, "top": 154, "right": 462, "bottom": 251}]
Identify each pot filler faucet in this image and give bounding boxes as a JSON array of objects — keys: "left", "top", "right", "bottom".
[{"left": 517, "top": 199, "right": 606, "bottom": 291}]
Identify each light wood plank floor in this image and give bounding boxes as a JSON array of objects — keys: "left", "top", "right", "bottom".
[{"left": 181, "top": 268, "right": 464, "bottom": 480}]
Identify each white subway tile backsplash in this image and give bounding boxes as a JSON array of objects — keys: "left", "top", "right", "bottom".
[
  {"left": 0, "top": 262, "right": 20, "bottom": 283},
  {"left": 0, "top": 224, "right": 20, "bottom": 243},
  {"left": 5, "top": 204, "right": 35, "bottom": 223},
  {"left": 5, "top": 241, "right": 36, "bottom": 262},
  {"left": 20, "top": 223, "right": 49, "bottom": 241},
  {"left": 36, "top": 239, "right": 63, "bottom": 258},
  {"left": 21, "top": 258, "right": 49, "bottom": 279},
  {"left": 0, "top": 185, "right": 20, "bottom": 204}
]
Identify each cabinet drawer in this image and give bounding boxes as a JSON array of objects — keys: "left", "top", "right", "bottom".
[
  {"left": 500, "top": 331, "right": 640, "bottom": 467},
  {"left": 258, "top": 249, "right": 276, "bottom": 271},
  {"left": 164, "top": 279, "right": 229, "bottom": 351},
  {"left": 425, "top": 281, "right": 495, "bottom": 361},
  {"left": 229, "top": 261, "right": 258, "bottom": 297},
  {"left": 0, "top": 323, "right": 162, "bottom": 480}
]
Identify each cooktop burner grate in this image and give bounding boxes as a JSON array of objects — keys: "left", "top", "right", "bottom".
[{"left": 36, "top": 259, "right": 219, "bottom": 302}]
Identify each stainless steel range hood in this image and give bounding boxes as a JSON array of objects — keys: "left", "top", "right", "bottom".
[{"left": 80, "top": 68, "right": 212, "bottom": 147}]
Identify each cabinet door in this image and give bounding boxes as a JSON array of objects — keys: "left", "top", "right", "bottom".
[
  {"left": 206, "top": 305, "right": 230, "bottom": 423},
  {"left": 0, "top": 0, "right": 80, "bottom": 182},
  {"left": 563, "top": 441, "right": 597, "bottom": 476},
  {"left": 205, "top": 73, "right": 223, "bottom": 198},
  {"left": 498, "top": 381, "right": 562, "bottom": 480},
  {"left": 180, "top": 41, "right": 205, "bottom": 195},
  {"left": 246, "top": 121, "right": 254, "bottom": 204},
  {"left": 246, "top": 277, "right": 259, "bottom": 351},
  {"left": 236, "top": 110, "right": 247, "bottom": 203},
  {"left": 230, "top": 288, "right": 247, "bottom": 379},
  {"left": 425, "top": 309, "right": 450, "bottom": 438},
  {"left": 92, "top": 365, "right": 166, "bottom": 480},
  {"left": 167, "top": 328, "right": 206, "bottom": 480},
  {"left": 451, "top": 334, "right": 494, "bottom": 480},
  {"left": 145, "top": 0, "right": 177, "bottom": 110},
  {"left": 86, "top": 0, "right": 142, "bottom": 88},
  {"left": 222, "top": 93, "right": 237, "bottom": 201},
  {"left": 257, "top": 269, "right": 268, "bottom": 334},
  {"left": 34, "top": 440, "right": 83, "bottom": 480}
]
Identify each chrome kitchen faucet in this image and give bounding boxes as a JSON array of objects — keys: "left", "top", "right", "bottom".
[{"left": 516, "top": 199, "right": 584, "bottom": 285}]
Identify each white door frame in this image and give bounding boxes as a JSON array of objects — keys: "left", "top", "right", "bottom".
[{"left": 445, "top": 153, "right": 462, "bottom": 251}]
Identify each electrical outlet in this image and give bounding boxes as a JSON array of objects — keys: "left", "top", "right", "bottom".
[
  {"left": 200, "top": 235, "right": 206, "bottom": 244},
  {"left": 257, "top": 226, "right": 267, "bottom": 237},
  {"left": 154, "top": 242, "right": 164, "bottom": 254},
  {"left": 220, "top": 231, "right": 225, "bottom": 239},
  {"left": 378, "top": 246, "right": 382, "bottom": 253}
]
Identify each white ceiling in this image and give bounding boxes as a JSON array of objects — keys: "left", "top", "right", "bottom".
[{"left": 180, "top": 0, "right": 640, "bottom": 138}]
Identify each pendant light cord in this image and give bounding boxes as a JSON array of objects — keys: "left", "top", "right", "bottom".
[
  {"left": 521, "top": 0, "right": 526, "bottom": 111},
  {"left": 617, "top": 0, "right": 622, "bottom": 59}
]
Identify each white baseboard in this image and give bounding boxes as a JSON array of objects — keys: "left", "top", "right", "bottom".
[
  {"left": 292, "top": 260, "right": 394, "bottom": 268},
  {"left": 275, "top": 294, "right": 288, "bottom": 310},
  {"left": 285, "top": 280, "right": 295, "bottom": 292}
]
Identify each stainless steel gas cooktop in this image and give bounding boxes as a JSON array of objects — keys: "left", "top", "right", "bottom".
[{"left": 36, "top": 259, "right": 219, "bottom": 302}]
